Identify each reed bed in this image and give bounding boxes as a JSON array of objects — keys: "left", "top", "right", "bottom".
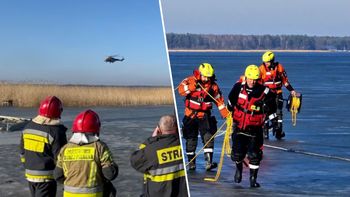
[{"left": 0, "top": 83, "right": 174, "bottom": 107}]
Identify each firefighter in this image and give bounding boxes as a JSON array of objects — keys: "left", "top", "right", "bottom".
[
  {"left": 130, "top": 115, "right": 188, "bottom": 197},
  {"left": 54, "top": 109, "right": 118, "bottom": 197},
  {"left": 20, "top": 96, "right": 67, "bottom": 197},
  {"left": 178, "top": 63, "right": 229, "bottom": 171},
  {"left": 227, "top": 65, "right": 276, "bottom": 187},
  {"left": 259, "top": 51, "right": 299, "bottom": 139}
]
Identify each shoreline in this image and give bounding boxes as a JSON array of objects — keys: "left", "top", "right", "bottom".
[
  {"left": 0, "top": 83, "right": 173, "bottom": 107},
  {"left": 168, "top": 49, "right": 337, "bottom": 53}
]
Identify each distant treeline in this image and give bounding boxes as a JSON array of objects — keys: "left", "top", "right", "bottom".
[{"left": 166, "top": 33, "right": 350, "bottom": 50}]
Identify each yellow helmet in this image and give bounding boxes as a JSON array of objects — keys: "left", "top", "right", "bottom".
[
  {"left": 245, "top": 65, "right": 260, "bottom": 80},
  {"left": 198, "top": 63, "right": 214, "bottom": 77},
  {"left": 262, "top": 51, "right": 275, "bottom": 62}
]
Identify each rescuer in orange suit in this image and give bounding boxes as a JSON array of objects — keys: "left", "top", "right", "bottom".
[
  {"left": 259, "top": 51, "right": 298, "bottom": 139},
  {"left": 178, "top": 63, "right": 229, "bottom": 171}
]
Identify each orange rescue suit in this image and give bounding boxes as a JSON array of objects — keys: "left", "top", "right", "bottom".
[
  {"left": 178, "top": 75, "right": 228, "bottom": 119},
  {"left": 259, "top": 63, "right": 294, "bottom": 94}
]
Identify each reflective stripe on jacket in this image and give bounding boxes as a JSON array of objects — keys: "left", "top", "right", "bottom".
[
  {"left": 56, "top": 140, "right": 116, "bottom": 197},
  {"left": 20, "top": 120, "right": 67, "bottom": 182},
  {"left": 178, "top": 75, "right": 226, "bottom": 119},
  {"left": 130, "top": 134, "right": 188, "bottom": 197},
  {"left": 259, "top": 63, "right": 294, "bottom": 94},
  {"left": 233, "top": 82, "right": 268, "bottom": 129}
]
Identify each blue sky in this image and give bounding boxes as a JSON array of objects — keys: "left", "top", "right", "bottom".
[
  {"left": 0, "top": 1, "right": 171, "bottom": 86},
  {"left": 161, "top": 0, "right": 350, "bottom": 36}
]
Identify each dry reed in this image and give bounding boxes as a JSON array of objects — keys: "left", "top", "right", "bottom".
[{"left": 0, "top": 83, "right": 174, "bottom": 107}]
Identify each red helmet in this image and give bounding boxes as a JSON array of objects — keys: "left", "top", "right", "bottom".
[
  {"left": 72, "top": 110, "right": 101, "bottom": 134},
  {"left": 38, "top": 96, "right": 63, "bottom": 119}
]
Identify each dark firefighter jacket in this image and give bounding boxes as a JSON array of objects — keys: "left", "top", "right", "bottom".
[
  {"left": 20, "top": 118, "right": 67, "bottom": 182},
  {"left": 130, "top": 134, "right": 188, "bottom": 197}
]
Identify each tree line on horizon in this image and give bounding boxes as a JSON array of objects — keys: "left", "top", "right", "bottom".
[{"left": 166, "top": 33, "right": 350, "bottom": 50}]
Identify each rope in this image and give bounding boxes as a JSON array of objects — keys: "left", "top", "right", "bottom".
[
  {"left": 204, "top": 117, "right": 233, "bottom": 182},
  {"left": 186, "top": 120, "right": 227, "bottom": 166},
  {"left": 180, "top": 78, "right": 233, "bottom": 181},
  {"left": 183, "top": 80, "right": 229, "bottom": 167},
  {"left": 290, "top": 95, "right": 301, "bottom": 126},
  {"left": 197, "top": 83, "right": 223, "bottom": 105},
  {"left": 264, "top": 144, "right": 350, "bottom": 162}
]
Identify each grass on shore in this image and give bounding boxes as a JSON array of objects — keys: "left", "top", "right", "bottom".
[{"left": 0, "top": 83, "right": 174, "bottom": 107}]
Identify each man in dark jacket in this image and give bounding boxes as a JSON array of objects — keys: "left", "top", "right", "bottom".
[
  {"left": 227, "top": 65, "right": 276, "bottom": 188},
  {"left": 20, "top": 96, "right": 67, "bottom": 197},
  {"left": 130, "top": 115, "right": 188, "bottom": 197}
]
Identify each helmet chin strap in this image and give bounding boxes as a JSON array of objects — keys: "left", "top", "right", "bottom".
[{"left": 267, "top": 61, "right": 276, "bottom": 69}]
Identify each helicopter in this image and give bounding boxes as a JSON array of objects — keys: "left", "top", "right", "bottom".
[{"left": 105, "top": 55, "right": 125, "bottom": 63}]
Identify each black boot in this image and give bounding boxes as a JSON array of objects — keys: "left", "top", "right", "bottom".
[
  {"left": 275, "top": 122, "right": 285, "bottom": 140},
  {"left": 187, "top": 155, "right": 196, "bottom": 171},
  {"left": 263, "top": 122, "right": 269, "bottom": 139},
  {"left": 249, "top": 168, "right": 260, "bottom": 188},
  {"left": 204, "top": 153, "right": 217, "bottom": 171},
  {"left": 234, "top": 162, "right": 243, "bottom": 183}
]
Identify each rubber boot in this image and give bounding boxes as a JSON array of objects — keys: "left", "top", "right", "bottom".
[
  {"left": 249, "top": 168, "right": 260, "bottom": 188},
  {"left": 234, "top": 162, "right": 243, "bottom": 183},
  {"left": 188, "top": 155, "right": 196, "bottom": 171},
  {"left": 263, "top": 123, "right": 269, "bottom": 139},
  {"left": 204, "top": 153, "right": 218, "bottom": 171},
  {"left": 275, "top": 122, "right": 285, "bottom": 140}
]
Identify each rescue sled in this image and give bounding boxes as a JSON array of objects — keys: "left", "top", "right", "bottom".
[{"left": 0, "top": 115, "right": 30, "bottom": 132}]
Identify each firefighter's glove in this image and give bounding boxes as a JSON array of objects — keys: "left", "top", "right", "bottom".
[
  {"left": 252, "top": 100, "right": 265, "bottom": 112},
  {"left": 254, "top": 100, "right": 263, "bottom": 108},
  {"left": 220, "top": 107, "right": 230, "bottom": 119},
  {"left": 188, "top": 78, "right": 197, "bottom": 92}
]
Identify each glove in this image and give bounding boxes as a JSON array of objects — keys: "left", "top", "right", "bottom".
[
  {"left": 252, "top": 100, "right": 264, "bottom": 112},
  {"left": 220, "top": 107, "right": 230, "bottom": 118},
  {"left": 187, "top": 78, "right": 197, "bottom": 92},
  {"left": 254, "top": 100, "right": 263, "bottom": 107}
]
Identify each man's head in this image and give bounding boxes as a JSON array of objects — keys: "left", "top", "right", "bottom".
[
  {"left": 157, "top": 115, "right": 178, "bottom": 135},
  {"left": 72, "top": 109, "right": 101, "bottom": 135},
  {"left": 244, "top": 65, "right": 260, "bottom": 88},
  {"left": 262, "top": 51, "right": 275, "bottom": 67},
  {"left": 198, "top": 63, "right": 214, "bottom": 83},
  {"left": 38, "top": 96, "right": 63, "bottom": 119}
]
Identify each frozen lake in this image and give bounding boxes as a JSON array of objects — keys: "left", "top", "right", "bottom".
[{"left": 170, "top": 52, "right": 350, "bottom": 196}]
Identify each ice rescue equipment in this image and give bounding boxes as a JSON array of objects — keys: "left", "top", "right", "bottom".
[
  {"left": 262, "top": 51, "right": 275, "bottom": 63},
  {"left": 186, "top": 121, "right": 227, "bottom": 167},
  {"left": 286, "top": 93, "right": 302, "bottom": 126},
  {"left": 185, "top": 89, "right": 213, "bottom": 111},
  {"left": 198, "top": 63, "right": 214, "bottom": 77},
  {"left": 233, "top": 86, "right": 268, "bottom": 130},
  {"left": 260, "top": 64, "right": 285, "bottom": 94},
  {"left": 245, "top": 65, "right": 260, "bottom": 80},
  {"left": 204, "top": 117, "right": 233, "bottom": 182}
]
